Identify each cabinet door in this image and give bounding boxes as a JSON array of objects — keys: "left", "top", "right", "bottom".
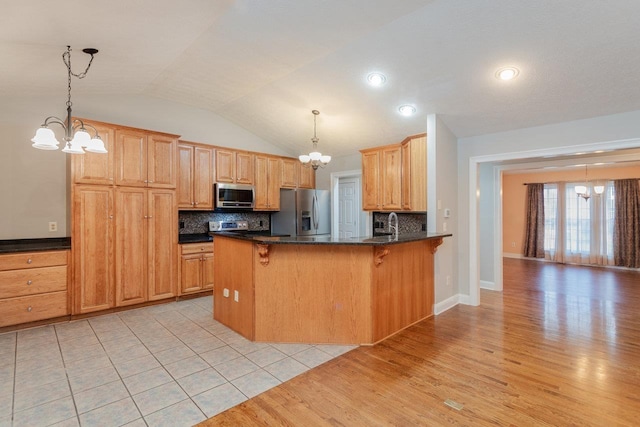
[
  {"left": 193, "top": 146, "right": 214, "bottom": 209},
  {"left": 267, "top": 157, "right": 281, "bottom": 210},
  {"left": 402, "top": 135, "right": 427, "bottom": 212},
  {"left": 235, "top": 152, "right": 254, "bottom": 184},
  {"left": 148, "top": 190, "right": 176, "bottom": 300},
  {"left": 361, "top": 150, "right": 380, "bottom": 210},
  {"left": 281, "top": 158, "right": 298, "bottom": 188},
  {"left": 177, "top": 144, "right": 194, "bottom": 208},
  {"left": 254, "top": 155, "right": 269, "bottom": 210},
  {"left": 401, "top": 142, "right": 411, "bottom": 210},
  {"left": 115, "top": 188, "right": 148, "bottom": 306},
  {"left": 72, "top": 186, "right": 114, "bottom": 314},
  {"left": 115, "top": 129, "right": 147, "bottom": 187},
  {"left": 298, "top": 164, "right": 315, "bottom": 189},
  {"left": 381, "top": 146, "right": 402, "bottom": 210},
  {"left": 72, "top": 121, "right": 115, "bottom": 185},
  {"left": 180, "top": 254, "right": 203, "bottom": 294},
  {"left": 148, "top": 134, "right": 177, "bottom": 188},
  {"left": 215, "top": 149, "right": 235, "bottom": 183},
  {"left": 203, "top": 253, "right": 214, "bottom": 290}
]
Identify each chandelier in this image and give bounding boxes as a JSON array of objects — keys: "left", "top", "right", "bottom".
[
  {"left": 31, "top": 46, "right": 106, "bottom": 154},
  {"left": 575, "top": 165, "right": 604, "bottom": 201},
  {"left": 299, "top": 110, "right": 331, "bottom": 170}
]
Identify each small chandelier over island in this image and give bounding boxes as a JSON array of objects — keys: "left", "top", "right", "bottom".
[
  {"left": 31, "top": 46, "right": 107, "bottom": 154},
  {"left": 299, "top": 110, "right": 331, "bottom": 170}
]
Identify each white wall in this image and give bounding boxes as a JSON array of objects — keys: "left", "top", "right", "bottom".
[
  {"left": 457, "top": 109, "right": 640, "bottom": 302},
  {"left": 0, "top": 94, "right": 290, "bottom": 239},
  {"left": 478, "top": 162, "right": 495, "bottom": 285},
  {"left": 430, "top": 115, "right": 458, "bottom": 306},
  {"left": 315, "top": 153, "right": 361, "bottom": 190}
]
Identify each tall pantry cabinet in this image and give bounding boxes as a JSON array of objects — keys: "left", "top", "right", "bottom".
[{"left": 71, "top": 119, "right": 178, "bottom": 314}]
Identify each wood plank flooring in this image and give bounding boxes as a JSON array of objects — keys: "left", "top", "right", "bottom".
[{"left": 199, "top": 259, "right": 640, "bottom": 426}]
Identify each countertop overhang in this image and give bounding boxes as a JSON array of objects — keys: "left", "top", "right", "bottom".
[
  {"left": 214, "top": 231, "right": 452, "bottom": 246},
  {"left": 0, "top": 237, "right": 71, "bottom": 253}
]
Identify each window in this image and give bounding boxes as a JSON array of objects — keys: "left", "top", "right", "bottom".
[
  {"left": 543, "top": 184, "right": 557, "bottom": 251},
  {"left": 565, "top": 183, "right": 591, "bottom": 255}
]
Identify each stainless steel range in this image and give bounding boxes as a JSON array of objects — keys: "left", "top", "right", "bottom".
[{"left": 209, "top": 220, "right": 249, "bottom": 232}]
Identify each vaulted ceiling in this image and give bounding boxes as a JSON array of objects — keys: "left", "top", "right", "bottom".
[{"left": 3, "top": 0, "right": 640, "bottom": 158}]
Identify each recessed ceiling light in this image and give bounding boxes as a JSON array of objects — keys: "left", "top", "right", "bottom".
[
  {"left": 398, "top": 105, "right": 416, "bottom": 116},
  {"left": 367, "top": 72, "right": 387, "bottom": 87},
  {"left": 495, "top": 67, "right": 519, "bottom": 81}
]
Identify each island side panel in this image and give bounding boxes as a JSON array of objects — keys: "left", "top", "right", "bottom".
[
  {"left": 253, "top": 244, "right": 372, "bottom": 344},
  {"left": 371, "top": 239, "right": 435, "bottom": 343},
  {"left": 213, "top": 236, "right": 255, "bottom": 340}
]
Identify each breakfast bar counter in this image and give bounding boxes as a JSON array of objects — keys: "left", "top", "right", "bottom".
[{"left": 213, "top": 232, "right": 451, "bottom": 345}]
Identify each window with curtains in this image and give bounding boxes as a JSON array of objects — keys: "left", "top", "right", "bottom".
[{"left": 542, "top": 181, "right": 615, "bottom": 265}]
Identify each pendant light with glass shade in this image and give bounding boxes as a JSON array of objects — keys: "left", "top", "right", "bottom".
[
  {"left": 299, "top": 110, "right": 331, "bottom": 170},
  {"left": 31, "top": 46, "right": 107, "bottom": 154}
]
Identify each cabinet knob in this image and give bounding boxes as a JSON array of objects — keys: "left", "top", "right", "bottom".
[
  {"left": 194, "top": 202, "right": 198, "bottom": 206},
  {"left": 109, "top": 215, "right": 114, "bottom": 219},
  {"left": 148, "top": 216, "right": 153, "bottom": 219},
  {"left": 27, "top": 280, "right": 32, "bottom": 285},
  {"left": 27, "top": 306, "right": 32, "bottom": 312},
  {"left": 27, "top": 258, "right": 32, "bottom": 264},
  {"left": 144, "top": 180, "right": 149, "bottom": 183}
]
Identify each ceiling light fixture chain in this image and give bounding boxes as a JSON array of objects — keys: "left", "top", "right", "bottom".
[
  {"left": 31, "top": 45, "right": 106, "bottom": 154},
  {"left": 299, "top": 109, "right": 331, "bottom": 170}
]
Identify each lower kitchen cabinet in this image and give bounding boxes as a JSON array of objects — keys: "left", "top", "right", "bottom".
[
  {"left": 0, "top": 250, "right": 69, "bottom": 327},
  {"left": 115, "top": 188, "right": 177, "bottom": 306},
  {"left": 179, "top": 242, "right": 213, "bottom": 295}
]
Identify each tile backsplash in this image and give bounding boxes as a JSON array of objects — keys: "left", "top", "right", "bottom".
[
  {"left": 372, "top": 212, "right": 427, "bottom": 235},
  {"left": 179, "top": 211, "right": 270, "bottom": 234}
]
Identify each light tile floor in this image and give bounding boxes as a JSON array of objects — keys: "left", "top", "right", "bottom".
[{"left": 0, "top": 296, "right": 356, "bottom": 427}]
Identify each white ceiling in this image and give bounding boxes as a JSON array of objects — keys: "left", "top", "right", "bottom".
[{"left": 3, "top": 0, "right": 640, "bottom": 158}]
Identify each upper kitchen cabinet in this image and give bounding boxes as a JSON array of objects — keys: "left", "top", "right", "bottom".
[
  {"left": 254, "top": 155, "right": 281, "bottom": 211},
  {"left": 178, "top": 142, "right": 214, "bottom": 210},
  {"left": 401, "top": 134, "right": 427, "bottom": 212},
  {"left": 71, "top": 119, "right": 115, "bottom": 185},
  {"left": 361, "top": 144, "right": 402, "bottom": 211},
  {"left": 297, "top": 163, "right": 316, "bottom": 189},
  {"left": 115, "top": 128, "right": 178, "bottom": 188},
  {"left": 281, "top": 158, "right": 298, "bottom": 188},
  {"left": 215, "top": 148, "right": 254, "bottom": 184}
]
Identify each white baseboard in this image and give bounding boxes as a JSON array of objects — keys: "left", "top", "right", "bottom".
[
  {"left": 480, "top": 280, "right": 497, "bottom": 290},
  {"left": 502, "top": 252, "right": 522, "bottom": 259},
  {"left": 458, "top": 294, "right": 472, "bottom": 305},
  {"left": 434, "top": 294, "right": 460, "bottom": 315}
]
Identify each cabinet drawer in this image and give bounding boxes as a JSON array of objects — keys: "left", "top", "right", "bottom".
[
  {"left": 0, "top": 291, "right": 68, "bottom": 327},
  {"left": 181, "top": 243, "right": 213, "bottom": 255},
  {"left": 0, "top": 266, "right": 67, "bottom": 298},
  {"left": 0, "top": 251, "right": 68, "bottom": 271}
]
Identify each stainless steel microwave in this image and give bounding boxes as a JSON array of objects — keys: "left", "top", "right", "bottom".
[{"left": 214, "top": 183, "right": 255, "bottom": 209}]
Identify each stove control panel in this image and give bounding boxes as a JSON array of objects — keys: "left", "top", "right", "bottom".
[{"left": 209, "top": 220, "right": 249, "bottom": 232}]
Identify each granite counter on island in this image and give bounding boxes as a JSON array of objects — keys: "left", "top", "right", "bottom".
[{"left": 213, "top": 231, "right": 451, "bottom": 345}]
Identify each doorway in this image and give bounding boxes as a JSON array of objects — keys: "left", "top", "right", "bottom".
[{"left": 330, "top": 170, "right": 367, "bottom": 238}]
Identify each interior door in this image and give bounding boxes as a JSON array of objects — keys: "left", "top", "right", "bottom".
[{"left": 338, "top": 179, "right": 359, "bottom": 238}]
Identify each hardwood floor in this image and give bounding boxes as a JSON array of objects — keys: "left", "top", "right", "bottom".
[{"left": 199, "top": 259, "right": 640, "bottom": 426}]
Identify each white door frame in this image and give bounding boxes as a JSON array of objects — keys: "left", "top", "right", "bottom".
[
  {"left": 469, "top": 137, "right": 640, "bottom": 306},
  {"left": 331, "top": 170, "right": 366, "bottom": 239}
]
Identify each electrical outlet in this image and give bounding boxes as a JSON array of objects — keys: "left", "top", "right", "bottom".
[
  {"left": 446, "top": 276, "right": 451, "bottom": 286},
  {"left": 48, "top": 222, "right": 57, "bottom": 232},
  {"left": 259, "top": 220, "right": 263, "bottom": 227},
  {"left": 234, "top": 290, "right": 239, "bottom": 302},
  {"left": 443, "top": 222, "right": 447, "bottom": 232},
  {"left": 511, "top": 241, "right": 516, "bottom": 248},
  {"left": 179, "top": 221, "right": 185, "bottom": 229},
  {"left": 223, "top": 288, "right": 229, "bottom": 298}
]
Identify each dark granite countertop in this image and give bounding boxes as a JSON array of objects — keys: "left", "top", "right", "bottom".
[
  {"left": 0, "top": 237, "right": 71, "bottom": 254},
  {"left": 179, "top": 234, "right": 213, "bottom": 244},
  {"left": 214, "top": 231, "right": 452, "bottom": 246}
]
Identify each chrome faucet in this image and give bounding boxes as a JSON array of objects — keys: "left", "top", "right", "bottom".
[{"left": 388, "top": 212, "right": 398, "bottom": 240}]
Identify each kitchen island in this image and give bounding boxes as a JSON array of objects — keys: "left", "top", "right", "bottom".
[{"left": 213, "top": 232, "right": 451, "bottom": 345}]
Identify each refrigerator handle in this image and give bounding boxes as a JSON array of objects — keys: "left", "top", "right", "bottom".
[{"left": 313, "top": 193, "right": 319, "bottom": 230}]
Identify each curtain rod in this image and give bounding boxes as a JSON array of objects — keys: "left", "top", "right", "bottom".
[{"left": 523, "top": 178, "right": 638, "bottom": 185}]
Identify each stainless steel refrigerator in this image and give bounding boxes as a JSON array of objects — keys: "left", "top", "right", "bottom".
[{"left": 271, "top": 189, "right": 331, "bottom": 236}]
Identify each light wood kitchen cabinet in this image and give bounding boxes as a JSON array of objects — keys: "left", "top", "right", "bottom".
[
  {"left": 281, "top": 158, "right": 298, "bottom": 188},
  {"left": 0, "top": 250, "right": 69, "bottom": 327},
  {"left": 215, "top": 149, "right": 254, "bottom": 184},
  {"left": 72, "top": 185, "right": 114, "bottom": 314},
  {"left": 115, "top": 129, "right": 178, "bottom": 188},
  {"left": 254, "top": 155, "right": 281, "bottom": 210},
  {"left": 179, "top": 243, "right": 213, "bottom": 295},
  {"left": 401, "top": 134, "right": 427, "bottom": 212},
  {"left": 178, "top": 142, "right": 214, "bottom": 210},
  {"left": 114, "top": 188, "right": 177, "bottom": 306},
  {"left": 297, "top": 163, "right": 316, "bottom": 189},
  {"left": 72, "top": 119, "right": 115, "bottom": 185},
  {"left": 361, "top": 144, "right": 402, "bottom": 211}
]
